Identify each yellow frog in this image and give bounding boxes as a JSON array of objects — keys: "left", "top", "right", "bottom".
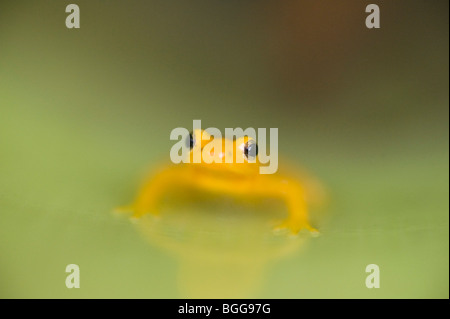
[{"left": 121, "top": 129, "right": 322, "bottom": 234}]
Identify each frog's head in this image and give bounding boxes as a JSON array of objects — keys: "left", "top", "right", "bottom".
[{"left": 186, "top": 129, "right": 260, "bottom": 176}]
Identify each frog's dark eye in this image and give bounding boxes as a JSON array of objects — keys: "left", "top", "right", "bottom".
[
  {"left": 186, "top": 132, "right": 195, "bottom": 150},
  {"left": 244, "top": 141, "right": 258, "bottom": 159}
]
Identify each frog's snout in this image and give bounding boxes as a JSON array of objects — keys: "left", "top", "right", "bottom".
[{"left": 208, "top": 150, "right": 228, "bottom": 162}]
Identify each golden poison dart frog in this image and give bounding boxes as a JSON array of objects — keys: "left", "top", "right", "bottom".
[{"left": 121, "top": 129, "right": 322, "bottom": 235}]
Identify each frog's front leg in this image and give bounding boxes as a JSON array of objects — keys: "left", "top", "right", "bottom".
[
  {"left": 129, "top": 165, "right": 193, "bottom": 218},
  {"left": 249, "top": 176, "right": 317, "bottom": 234},
  {"left": 274, "top": 178, "right": 318, "bottom": 234}
]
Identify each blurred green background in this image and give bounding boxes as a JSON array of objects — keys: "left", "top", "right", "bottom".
[{"left": 0, "top": 0, "right": 448, "bottom": 298}]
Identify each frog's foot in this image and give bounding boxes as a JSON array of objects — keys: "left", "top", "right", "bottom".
[
  {"left": 131, "top": 202, "right": 161, "bottom": 219},
  {"left": 113, "top": 203, "right": 160, "bottom": 219},
  {"left": 273, "top": 218, "right": 319, "bottom": 236}
]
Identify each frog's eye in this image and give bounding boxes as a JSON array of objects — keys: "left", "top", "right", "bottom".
[
  {"left": 186, "top": 132, "right": 195, "bottom": 150},
  {"left": 244, "top": 141, "right": 258, "bottom": 159}
]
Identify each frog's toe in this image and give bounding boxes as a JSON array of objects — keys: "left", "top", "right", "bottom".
[
  {"left": 131, "top": 205, "right": 161, "bottom": 218},
  {"left": 273, "top": 219, "right": 319, "bottom": 236}
]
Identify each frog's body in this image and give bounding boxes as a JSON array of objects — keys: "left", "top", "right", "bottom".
[{"left": 124, "top": 129, "right": 320, "bottom": 234}]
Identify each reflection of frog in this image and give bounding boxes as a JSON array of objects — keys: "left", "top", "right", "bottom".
[{"left": 123, "top": 129, "right": 321, "bottom": 234}]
